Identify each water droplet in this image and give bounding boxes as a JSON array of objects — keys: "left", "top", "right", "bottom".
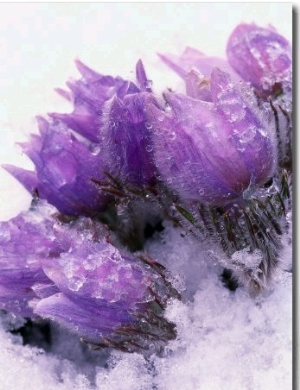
[
  {"left": 239, "top": 126, "right": 257, "bottom": 143},
  {"left": 89, "top": 144, "right": 101, "bottom": 155},
  {"left": 69, "top": 278, "right": 84, "bottom": 291},
  {"left": 165, "top": 102, "right": 172, "bottom": 112},
  {"left": 199, "top": 189, "right": 205, "bottom": 195},
  {"left": 145, "top": 122, "right": 152, "bottom": 130},
  {"left": 168, "top": 131, "right": 176, "bottom": 141},
  {"left": 146, "top": 145, "right": 153, "bottom": 152},
  {"left": 146, "top": 79, "right": 153, "bottom": 88}
]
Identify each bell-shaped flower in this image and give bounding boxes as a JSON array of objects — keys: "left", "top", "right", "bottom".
[
  {"left": 146, "top": 68, "right": 277, "bottom": 206},
  {"left": 0, "top": 201, "right": 179, "bottom": 352},
  {"left": 4, "top": 117, "right": 112, "bottom": 217},
  {"left": 226, "top": 23, "right": 292, "bottom": 96},
  {"left": 37, "top": 228, "right": 178, "bottom": 352}
]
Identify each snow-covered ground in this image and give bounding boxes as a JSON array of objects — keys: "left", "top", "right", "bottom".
[{"left": 0, "top": 3, "right": 292, "bottom": 389}]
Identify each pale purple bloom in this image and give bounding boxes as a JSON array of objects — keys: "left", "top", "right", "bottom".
[
  {"left": 159, "top": 24, "right": 292, "bottom": 99},
  {"left": 158, "top": 46, "right": 242, "bottom": 89},
  {"left": 4, "top": 117, "right": 112, "bottom": 217},
  {"left": 50, "top": 59, "right": 130, "bottom": 143},
  {"left": 147, "top": 68, "right": 277, "bottom": 206},
  {"left": 226, "top": 23, "right": 292, "bottom": 96},
  {"left": 0, "top": 202, "right": 178, "bottom": 352}
]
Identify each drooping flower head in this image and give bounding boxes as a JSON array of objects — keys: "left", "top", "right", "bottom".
[
  {"left": 0, "top": 201, "right": 179, "bottom": 352},
  {"left": 147, "top": 68, "right": 277, "bottom": 206}
]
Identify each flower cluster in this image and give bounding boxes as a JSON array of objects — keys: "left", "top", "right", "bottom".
[{"left": 0, "top": 23, "right": 292, "bottom": 352}]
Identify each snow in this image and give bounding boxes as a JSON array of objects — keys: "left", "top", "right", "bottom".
[{"left": 0, "top": 3, "right": 292, "bottom": 390}]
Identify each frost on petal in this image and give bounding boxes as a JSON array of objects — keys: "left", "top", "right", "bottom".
[
  {"left": 148, "top": 94, "right": 245, "bottom": 204},
  {"left": 210, "top": 68, "right": 277, "bottom": 185},
  {"left": 226, "top": 23, "right": 292, "bottom": 95},
  {"left": 0, "top": 203, "right": 60, "bottom": 317},
  {"left": 147, "top": 72, "right": 277, "bottom": 206},
  {"left": 32, "top": 218, "right": 179, "bottom": 353}
]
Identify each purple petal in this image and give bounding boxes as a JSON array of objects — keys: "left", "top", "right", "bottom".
[
  {"left": 147, "top": 72, "right": 277, "bottom": 205},
  {"left": 16, "top": 119, "right": 112, "bottom": 216},
  {"left": 135, "top": 59, "right": 153, "bottom": 92},
  {"left": 35, "top": 293, "right": 136, "bottom": 343},
  {"left": 185, "top": 70, "right": 212, "bottom": 101},
  {"left": 226, "top": 23, "right": 292, "bottom": 94},
  {"left": 2, "top": 165, "right": 38, "bottom": 195},
  {"left": 159, "top": 46, "right": 241, "bottom": 83},
  {"left": 0, "top": 204, "right": 60, "bottom": 317},
  {"left": 158, "top": 47, "right": 205, "bottom": 78},
  {"left": 210, "top": 68, "right": 277, "bottom": 184},
  {"left": 49, "top": 111, "right": 101, "bottom": 143},
  {"left": 100, "top": 93, "right": 158, "bottom": 187}
]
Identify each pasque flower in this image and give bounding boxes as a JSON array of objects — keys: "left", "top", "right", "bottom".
[
  {"left": 0, "top": 20, "right": 292, "bottom": 354},
  {"left": 226, "top": 23, "right": 292, "bottom": 96},
  {"left": 0, "top": 201, "right": 178, "bottom": 352},
  {"left": 159, "top": 23, "right": 292, "bottom": 99},
  {"left": 147, "top": 67, "right": 277, "bottom": 206},
  {"left": 4, "top": 117, "right": 112, "bottom": 217},
  {"left": 4, "top": 60, "right": 158, "bottom": 216},
  {"left": 53, "top": 59, "right": 158, "bottom": 188},
  {"left": 0, "top": 203, "right": 60, "bottom": 317}
]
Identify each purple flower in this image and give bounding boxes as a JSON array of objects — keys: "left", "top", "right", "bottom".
[
  {"left": 99, "top": 91, "right": 159, "bottom": 187},
  {"left": 50, "top": 59, "right": 130, "bottom": 143},
  {"left": 146, "top": 68, "right": 277, "bottom": 206},
  {"left": 4, "top": 117, "right": 112, "bottom": 217},
  {"left": 226, "top": 23, "right": 292, "bottom": 96},
  {"left": 52, "top": 59, "right": 158, "bottom": 188},
  {"left": 159, "top": 24, "right": 291, "bottom": 99},
  {"left": 0, "top": 203, "right": 60, "bottom": 317},
  {"left": 0, "top": 202, "right": 178, "bottom": 352},
  {"left": 158, "top": 46, "right": 242, "bottom": 89}
]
